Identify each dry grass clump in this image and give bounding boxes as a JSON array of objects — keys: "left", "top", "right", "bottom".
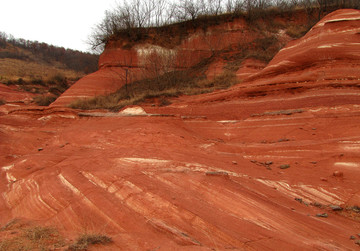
[
  {"left": 0, "top": 225, "right": 65, "bottom": 251},
  {"left": 68, "top": 233, "right": 112, "bottom": 250},
  {"left": 33, "top": 95, "right": 57, "bottom": 106},
  {"left": 23, "top": 226, "right": 60, "bottom": 242},
  {"left": 69, "top": 88, "right": 182, "bottom": 111},
  {"left": 0, "top": 219, "right": 113, "bottom": 251},
  {"left": 70, "top": 94, "right": 141, "bottom": 111}
]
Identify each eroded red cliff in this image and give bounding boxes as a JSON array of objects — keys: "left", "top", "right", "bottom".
[{"left": 52, "top": 15, "right": 294, "bottom": 107}]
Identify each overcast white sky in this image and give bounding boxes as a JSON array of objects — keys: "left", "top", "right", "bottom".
[{"left": 0, "top": 0, "right": 118, "bottom": 52}]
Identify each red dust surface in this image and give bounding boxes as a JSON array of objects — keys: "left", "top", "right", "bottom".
[{"left": 1, "top": 9, "right": 360, "bottom": 250}]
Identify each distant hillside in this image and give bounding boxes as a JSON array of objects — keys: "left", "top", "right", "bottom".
[
  {"left": 0, "top": 32, "right": 99, "bottom": 82},
  {"left": 0, "top": 33, "right": 99, "bottom": 105}
]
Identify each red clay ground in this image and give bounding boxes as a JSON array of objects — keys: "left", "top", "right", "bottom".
[
  {"left": 0, "top": 83, "right": 34, "bottom": 104},
  {"left": 1, "top": 85, "right": 360, "bottom": 250},
  {"left": 1, "top": 9, "right": 360, "bottom": 250}
]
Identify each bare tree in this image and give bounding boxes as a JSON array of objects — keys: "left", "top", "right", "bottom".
[
  {"left": 165, "top": 3, "right": 178, "bottom": 24},
  {"left": 299, "top": 0, "right": 317, "bottom": 21},
  {"left": 140, "top": 46, "right": 177, "bottom": 79},
  {"left": 243, "top": 0, "right": 255, "bottom": 14},
  {"left": 175, "top": 0, "right": 203, "bottom": 21},
  {"left": 226, "top": 0, "right": 234, "bottom": 12},
  {"left": 205, "top": 0, "right": 224, "bottom": 15},
  {"left": 226, "top": 0, "right": 245, "bottom": 13},
  {"left": 153, "top": 0, "right": 166, "bottom": 26},
  {"left": 256, "top": 0, "right": 271, "bottom": 9}
]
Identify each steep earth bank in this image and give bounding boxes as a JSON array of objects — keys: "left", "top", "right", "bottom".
[
  {"left": 52, "top": 11, "right": 306, "bottom": 107},
  {"left": 195, "top": 9, "right": 360, "bottom": 102}
]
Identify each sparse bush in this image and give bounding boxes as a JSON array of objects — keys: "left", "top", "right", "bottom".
[
  {"left": 6, "top": 79, "right": 15, "bottom": 86},
  {"left": 0, "top": 39, "right": 6, "bottom": 49},
  {"left": 33, "top": 95, "right": 57, "bottom": 106},
  {"left": 50, "top": 73, "right": 67, "bottom": 85},
  {"left": 17, "top": 78, "right": 25, "bottom": 85},
  {"left": 68, "top": 233, "right": 112, "bottom": 250},
  {"left": 48, "top": 73, "right": 69, "bottom": 95},
  {"left": 31, "top": 78, "right": 45, "bottom": 86}
]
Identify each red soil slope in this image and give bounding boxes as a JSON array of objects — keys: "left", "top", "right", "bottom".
[{"left": 1, "top": 9, "right": 360, "bottom": 250}]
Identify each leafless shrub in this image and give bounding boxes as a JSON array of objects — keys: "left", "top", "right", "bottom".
[
  {"left": 33, "top": 95, "right": 57, "bottom": 106},
  {"left": 68, "top": 233, "right": 112, "bottom": 250},
  {"left": 226, "top": 0, "right": 246, "bottom": 13}
]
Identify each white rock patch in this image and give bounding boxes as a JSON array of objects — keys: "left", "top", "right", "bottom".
[
  {"left": 120, "top": 106, "right": 147, "bottom": 115},
  {"left": 2, "top": 164, "right": 14, "bottom": 171},
  {"left": 334, "top": 162, "right": 359, "bottom": 168}
]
